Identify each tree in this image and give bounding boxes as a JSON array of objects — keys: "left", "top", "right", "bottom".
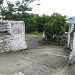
[
  {"left": 0, "top": 0, "right": 4, "bottom": 14},
  {"left": 36, "top": 15, "right": 50, "bottom": 33},
  {"left": 15, "top": 0, "right": 32, "bottom": 14},
  {"left": 0, "top": 0, "right": 36, "bottom": 20},
  {"left": 1, "top": 1, "right": 14, "bottom": 20},
  {"left": 24, "top": 13, "right": 37, "bottom": 33},
  {"left": 1, "top": 0, "right": 36, "bottom": 15},
  {"left": 7, "top": 1, "right": 14, "bottom": 14},
  {"left": 44, "top": 13, "right": 66, "bottom": 39},
  {"left": 0, "top": 0, "right": 3, "bottom": 5}
]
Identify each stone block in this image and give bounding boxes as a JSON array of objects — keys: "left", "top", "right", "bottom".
[{"left": 0, "top": 21, "right": 27, "bottom": 53}]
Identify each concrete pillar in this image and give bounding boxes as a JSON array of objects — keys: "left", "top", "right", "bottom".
[
  {"left": 73, "top": 32, "right": 75, "bottom": 51},
  {"left": 68, "top": 33, "right": 70, "bottom": 48},
  {"left": 69, "top": 32, "right": 75, "bottom": 65},
  {"left": 9, "top": 22, "right": 11, "bottom": 34},
  {"left": 68, "top": 24, "right": 71, "bottom": 48}
]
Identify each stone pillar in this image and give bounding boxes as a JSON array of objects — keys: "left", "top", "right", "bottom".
[
  {"left": 0, "top": 21, "right": 27, "bottom": 53},
  {"left": 69, "top": 33, "right": 75, "bottom": 65},
  {"left": 73, "top": 32, "right": 75, "bottom": 51},
  {"left": 68, "top": 32, "right": 70, "bottom": 48}
]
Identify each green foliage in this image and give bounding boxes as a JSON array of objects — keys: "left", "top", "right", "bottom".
[
  {"left": 0, "top": 0, "right": 67, "bottom": 35},
  {"left": 1, "top": 0, "right": 37, "bottom": 33},
  {"left": 44, "top": 13, "right": 66, "bottom": 36},
  {"left": 24, "top": 13, "right": 37, "bottom": 33},
  {"left": 36, "top": 15, "right": 50, "bottom": 33},
  {"left": 7, "top": 1, "right": 14, "bottom": 13},
  {"left": 15, "top": 0, "right": 32, "bottom": 14},
  {"left": 35, "top": 16, "right": 44, "bottom": 32},
  {"left": 30, "top": 32, "right": 42, "bottom": 36},
  {"left": 0, "top": 0, "right": 3, "bottom": 5},
  {"left": 35, "top": 13, "right": 66, "bottom": 36},
  {"left": 1, "top": 0, "right": 34, "bottom": 17}
]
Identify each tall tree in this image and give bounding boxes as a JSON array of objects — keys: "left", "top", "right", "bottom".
[
  {"left": 15, "top": 0, "right": 34, "bottom": 14},
  {"left": 0, "top": 0, "right": 3, "bottom": 5},
  {"left": 0, "top": 0, "right": 4, "bottom": 15},
  {"left": 44, "top": 13, "right": 66, "bottom": 36},
  {"left": 36, "top": 15, "right": 50, "bottom": 33},
  {"left": 1, "top": 0, "right": 35, "bottom": 20}
]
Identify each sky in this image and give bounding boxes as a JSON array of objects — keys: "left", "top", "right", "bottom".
[{"left": 5, "top": 0, "right": 75, "bottom": 17}]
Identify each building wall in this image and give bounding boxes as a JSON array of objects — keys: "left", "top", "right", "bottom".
[{"left": 0, "top": 20, "right": 27, "bottom": 53}]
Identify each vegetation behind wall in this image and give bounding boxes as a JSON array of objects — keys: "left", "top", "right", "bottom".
[{"left": 0, "top": 0, "right": 67, "bottom": 35}]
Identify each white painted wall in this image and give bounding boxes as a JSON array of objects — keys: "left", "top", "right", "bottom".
[
  {"left": 67, "top": 23, "right": 74, "bottom": 50},
  {"left": 0, "top": 20, "right": 27, "bottom": 53},
  {"left": 73, "top": 32, "right": 75, "bottom": 51},
  {"left": 68, "top": 33, "right": 70, "bottom": 48}
]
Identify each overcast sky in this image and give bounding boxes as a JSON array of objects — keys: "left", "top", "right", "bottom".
[{"left": 7, "top": 0, "right": 75, "bottom": 17}]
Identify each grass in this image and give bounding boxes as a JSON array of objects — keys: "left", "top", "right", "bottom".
[{"left": 26, "top": 32, "right": 42, "bottom": 36}]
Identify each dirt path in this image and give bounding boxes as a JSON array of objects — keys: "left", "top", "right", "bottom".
[
  {"left": 0, "top": 34, "right": 74, "bottom": 75},
  {"left": 25, "top": 34, "right": 42, "bottom": 49}
]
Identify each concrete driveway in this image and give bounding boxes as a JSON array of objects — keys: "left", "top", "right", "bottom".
[{"left": 0, "top": 34, "right": 74, "bottom": 75}]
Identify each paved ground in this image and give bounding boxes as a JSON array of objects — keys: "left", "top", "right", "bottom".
[{"left": 0, "top": 34, "right": 75, "bottom": 75}]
